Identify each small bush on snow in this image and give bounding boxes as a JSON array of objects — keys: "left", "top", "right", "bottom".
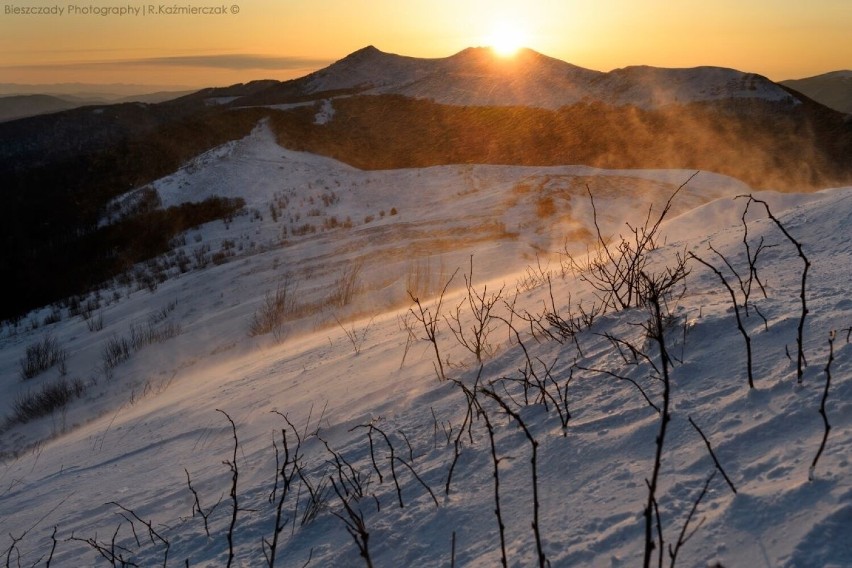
[
  {"left": 18, "top": 333, "right": 68, "bottom": 380},
  {"left": 10, "top": 377, "right": 85, "bottom": 424}
]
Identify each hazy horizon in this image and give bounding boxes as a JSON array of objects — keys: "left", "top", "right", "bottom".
[
  {"left": 1, "top": 46, "right": 849, "bottom": 97},
  {"left": 2, "top": 1, "right": 850, "bottom": 88}
]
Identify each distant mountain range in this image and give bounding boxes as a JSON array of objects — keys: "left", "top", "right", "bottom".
[
  {"left": 781, "top": 70, "right": 852, "bottom": 114},
  {"left": 1, "top": 46, "right": 851, "bottom": 319},
  {"left": 0, "top": 94, "right": 80, "bottom": 122},
  {"left": 4, "top": 51, "right": 847, "bottom": 121},
  {"left": 0, "top": 88, "right": 196, "bottom": 122}
]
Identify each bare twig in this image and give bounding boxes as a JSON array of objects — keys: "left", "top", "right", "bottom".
[
  {"left": 334, "top": 316, "right": 375, "bottom": 355},
  {"left": 668, "top": 472, "right": 715, "bottom": 567},
  {"left": 353, "top": 424, "right": 403, "bottom": 508},
  {"left": 809, "top": 331, "right": 835, "bottom": 481},
  {"left": 392, "top": 457, "right": 439, "bottom": 508},
  {"left": 184, "top": 468, "right": 218, "bottom": 538},
  {"left": 640, "top": 273, "right": 675, "bottom": 568},
  {"left": 742, "top": 195, "right": 810, "bottom": 382},
  {"left": 68, "top": 525, "right": 139, "bottom": 567},
  {"left": 408, "top": 269, "right": 459, "bottom": 380},
  {"left": 481, "top": 387, "right": 547, "bottom": 568},
  {"left": 45, "top": 526, "right": 58, "bottom": 568},
  {"left": 579, "top": 365, "right": 660, "bottom": 413},
  {"left": 329, "top": 478, "right": 374, "bottom": 568},
  {"left": 216, "top": 409, "right": 240, "bottom": 568},
  {"left": 445, "top": 370, "right": 480, "bottom": 496},
  {"left": 687, "top": 417, "right": 737, "bottom": 495},
  {"left": 689, "top": 251, "right": 754, "bottom": 389},
  {"left": 3, "top": 493, "right": 72, "bottom": 568},
  {"left": 264, "top": 412, "right": 304, "bottom": 567},
  {"left": 108, "top": 502, "right": 170, "bottom": 568},
  {"left": 446, "top": 256, "right": 504, "bottom": 363},
  {"left": 450, "top": 374, "right": 508, "bottom": 568}
]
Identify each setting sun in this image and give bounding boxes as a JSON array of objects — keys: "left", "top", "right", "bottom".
[{"left": 485, "top": 21, "right": 528, "bottom": 57}]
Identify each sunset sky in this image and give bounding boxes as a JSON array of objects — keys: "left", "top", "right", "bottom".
[{"left": 1, "top": 0, "right": 850, "bottom": 89}]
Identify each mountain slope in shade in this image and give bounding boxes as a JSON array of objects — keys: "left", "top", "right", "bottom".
[
  {"left": 231, "top": 45, "right": 799, "bottom": 109},
  {"left": 0, "top": 90, "right": 198, "bottom": 123},
  {"left": 782, "top": 70, "right": 852, "bottom": 114},
  {"left": 0, "top": 94, "right": 80, "bottom": 122},
  {"left": 267, "top": 93, "right": 852, "bottom": 190}
]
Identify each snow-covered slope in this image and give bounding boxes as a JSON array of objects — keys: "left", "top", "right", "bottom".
[
  {"left": 1, "top": 125, "right": 850, "bottom": 567},
  {"left": 598, "top": 65, "right": 798, "bottom": 107},
  {"left": 279, "top": 45, "right": 799, "bottom": 109}
]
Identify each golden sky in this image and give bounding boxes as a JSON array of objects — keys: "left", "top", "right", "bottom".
[{"left": 1, "top": 0, "right": 850, "bottom": 88}]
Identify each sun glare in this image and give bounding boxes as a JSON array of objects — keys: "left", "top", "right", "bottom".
[{"left": 486, "top": 22, "right": 527, "bottom": 57}]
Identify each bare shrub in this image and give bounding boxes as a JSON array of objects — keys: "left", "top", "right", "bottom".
[
  {"left": 102, "top": 335, "right": 132, "bottom": 376},
  {"left": 80, "top": 298, "right": 101, "bottom": 321},
  {"left": 515, "top": 256, "right": 554, "bottom": 293},
  {"left": 324, "top": 216, "right": 341, "bottom": 230},
  {"left": 291, "top": 224, "right": 317, "bottom": 237},
  {"left": 409, "top": 269, "right": 458, "bottom": 381},
  {"left": 624, "top": 257, "right": 691, "bottom": 568},
  {"left": 42, "top": 306, "right": 62, "bottom": 326},
  {"left": 194, "top": 244, "right": 211, "bottom": 268},
  {"left": 741, "top": 195, "right": 810, "bottom": 383},
  {"left": 86, "top": 312, "right": 105, "bottom": 332},
  {"left": 480, "top": 386, "right": 547, "bottom": 568},
  {"left": 446, "top": 257, "right": 504, "bottom": 363},
  {"left": 96, "top": 306, "right": 181, "bottom": 379},
  {"left": 11, "top": 377, "right": 85, "bottom": 424},
  {"left": 249, "top": 276, "right": 296, "bottom": 340},
  {"left": 19, "top": 333, "right": 68, "bottom": 380},
  {"left": 331, "top": 262, "right": 363, "bottom": 308},
  {"left": 406, "top": 257, "right": 446, "bottom": 301},
  {"left": 129, "top": 319, "right": 182, "bottom": 350},
  {"left": 562, "top": 174, "right": 696, "bottom": 312},
  {"left": 335, "top": 316, "right": 375, "bottom": 355}
]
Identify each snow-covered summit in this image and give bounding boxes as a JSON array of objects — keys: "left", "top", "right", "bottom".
[
  {"left": 301, "top": 45, "right": 441, "bottom": 93},
  {"left": 286, "top": 45, "right": 799, "bottom": 109},
  {"left": 597, "top": 64, "right": 799, "bottom": 107}
]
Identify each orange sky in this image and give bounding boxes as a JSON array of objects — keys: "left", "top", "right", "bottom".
[{"left": 1, "top": 0, "right": 850, "bottom": 89}]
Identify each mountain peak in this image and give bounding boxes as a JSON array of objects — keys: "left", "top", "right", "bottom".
[
  {"left": 449, "top": 45, "right": 549, "bottom": 62},
  {"left": 343, "top": 45, "right": 384, "bottom": 59},
  {"left": 224, "top": 46, "right": 803, "bottom": 111}
]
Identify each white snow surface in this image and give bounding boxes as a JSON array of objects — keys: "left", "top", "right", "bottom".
[
  {"left": 313, "top": 99, "right": 335, "bottom": 125},
  {"left": 1, "top": 123, "right": 851, "bottom": 567},
  {"left": 298, "top": 46, "right": 799, "bottom": 109}
]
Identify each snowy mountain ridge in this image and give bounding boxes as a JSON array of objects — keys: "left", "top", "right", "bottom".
[{"left": 269, "top": 45, "right": 799, "bottom": 109}]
